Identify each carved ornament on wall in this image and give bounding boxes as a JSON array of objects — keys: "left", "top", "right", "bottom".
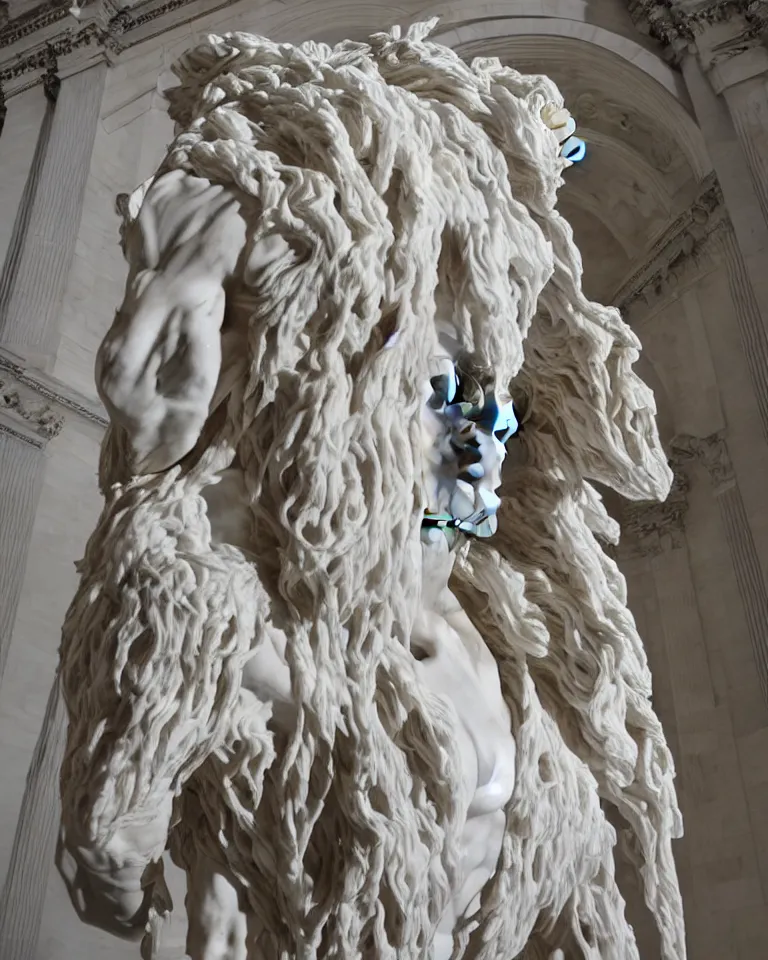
[
  {"left": 628, "top": 0, "right": 768, "bottom": 63},
  {"left": 0, "top": 351, "right": 107, "bottom": 447},
  {"left": 614, "top": 173, "right": 726, "bottom": 318},
  {"left": 670, "top": 431, "right": 736, "bottom": 493},
  {"left": 619, "top": 465, "right": 690, "bottom": 558},
  {"left": 0, "top": 371, "right": 64, "bottom": 445},
  {"left": 0, "top": 0, "right": 238, "bottom": 90}
]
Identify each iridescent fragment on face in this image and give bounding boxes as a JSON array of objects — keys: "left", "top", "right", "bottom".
[{"left": 422, "top": 364, "right": 518, "bottom": 542}]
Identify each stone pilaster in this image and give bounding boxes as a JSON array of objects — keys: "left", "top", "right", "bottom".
[
  {"left": 672, "top": 432, "right": 768, "bottom": 704},
  {"left": 617, "top": 462, "right": 717, "bottom": 715},
  {"left": 629, "top": 4, "right": 768, "bottom": 403},
  {"left": 0, "top": 349, "right": 106, "bottom": 686},
  {"left": 0, "top": 356, "right": 64, "bottom": 686},
  {"left": 0, "top": 678, "right": 67, "bottom": 960},
  {"left": 693, "top": 9, "right": 768, "bottom": 228},
  {"left": 0, "top": 58, "right": 106, "bottom": 370},
  {"left": 716, "top": 224, "right": 768, "bottom": 443},
  {"left": 0, "top": 349, "right": 105, "bottom": 960}
]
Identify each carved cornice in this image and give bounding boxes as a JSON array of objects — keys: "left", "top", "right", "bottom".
[
  {"left": 619, "top": 464, "right": 690, "bottom": 558},
  {"left": 0, "top": 1, "right": 69, "bottom": 50},
  {"left": 614, "top": 173, "right": 726, "bottom": 316},
  {"left": 0, "top": 0, "right": 238, "bottom": 91},
  {"left": 0, "top": 368, "right": 64, "bottom": 446},
  {"left": 670, "top": 430, "right": 736, "bottom": 492},
  {"left": 629, "top": 1, "right": 768, "bottom": 64},
  {"left": 0, "top": 351, "right": 107, "bottom": 447}
]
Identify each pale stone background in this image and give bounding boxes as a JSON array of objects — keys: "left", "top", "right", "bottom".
[{"left": 1, "top": 0, "right": 768, "bottom": 957}]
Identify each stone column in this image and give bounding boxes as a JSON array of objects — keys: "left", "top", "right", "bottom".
[
  {"left": 0, "top": 59, "right": 106, "bottom": 371},
  {"left": 672, "top": 432, "right": 768, "bottom": 705}
]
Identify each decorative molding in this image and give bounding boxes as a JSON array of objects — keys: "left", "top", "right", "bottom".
[
  {"left": 0, "top": 352, "right": 108, "bottom": 443},
  {"left": 0, "top": 370, "right": 64, "bottom": 444},
  {"left": 0, "top": 419, "right": 44, "bottom": 448},
  {"left": 629, "top": 1, "right": 768, "bottom": 63},
  {"left": 0, "top": 2, "right": 69, "bottom": 51},
  {"left": 670, "top": 431, "right": 736, "bottom": 492},
  {"left": 0, "top": 0, "right": 238, "bottom": 91},
  {"left": 619, "top": 465, "right": 690, "bottom": 558},
  {"left": 614, "top": 174, "right": 726, "bottom": 316}
]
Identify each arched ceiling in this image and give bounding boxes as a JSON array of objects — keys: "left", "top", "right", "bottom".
[
  {"left": 2, "top": 0, "right": 711, "bottom": 308},
  {"left": 450, "top": 33, "right": 711, "bottom": 302}
]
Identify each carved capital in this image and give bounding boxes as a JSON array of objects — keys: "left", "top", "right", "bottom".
[
  {"left": 0, "top": 351, "right": 107, "bottom": 447},
  {"left": 629, "top": 1, "right": 767, "bottom": 65},
  {"left": 0, "top": 368, "right": 64, "bottom": 447},
  {"left": 670, "top": 431, "right": 736, "bottom": 492},
  {"left": 0, "top": 0, "right": 237, "bottom": 90},
  {"left": 619, "top": 466, "right": 690, "bottom": 558},
  {"left": 42, "top": 43, "right": 59, "bottom": 102},
  {"left": 615, "top": 174, "right": 726, "bottom": 317}
]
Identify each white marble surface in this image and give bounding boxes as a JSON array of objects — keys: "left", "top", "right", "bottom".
[{"left": 1, "top": 2, "right": 768, "bottom": 959}]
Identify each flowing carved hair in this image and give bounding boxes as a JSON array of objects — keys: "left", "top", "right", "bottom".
[{"left": 59, "top": 19, "right": 684, "bottom": 960}]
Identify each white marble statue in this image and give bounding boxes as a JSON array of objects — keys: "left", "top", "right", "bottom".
[{"left": 56, "top": 20, "right": 685, "bottom": 960}]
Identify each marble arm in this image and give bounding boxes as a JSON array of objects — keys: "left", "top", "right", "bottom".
[
  {"left": 57, "top": 798, "right": 173, "bottom": 940},
  {"left": 95, "top": 168, "right": 247, "bottom": 474},
  {"left": 57, "top": 170, "right": 248, "bottom": 934}
]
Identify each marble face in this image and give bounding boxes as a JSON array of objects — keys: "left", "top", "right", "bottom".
[{"left": 421, "top": 355, "right": 517, "bottom": 542}]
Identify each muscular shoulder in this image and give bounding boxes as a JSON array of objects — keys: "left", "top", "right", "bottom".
[{"left": 126, "top": 170, "right": 247, "bottom": 278}]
